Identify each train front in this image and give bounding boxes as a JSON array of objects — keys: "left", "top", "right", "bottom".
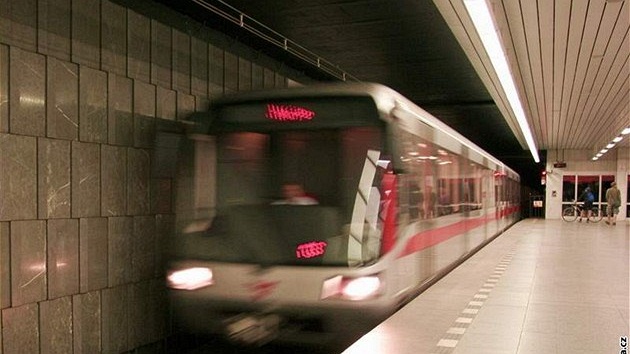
[{"left": 166, "top": 90, "right": 399, "bottom": 346}]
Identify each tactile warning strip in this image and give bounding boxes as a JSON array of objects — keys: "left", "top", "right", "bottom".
[{"left": 432, "top": 248, "right": 517, "bottom": 354}]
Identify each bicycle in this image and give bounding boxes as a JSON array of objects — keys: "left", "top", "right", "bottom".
[{"left": 562, "top": 202, "right": 604, "bottom": 223}]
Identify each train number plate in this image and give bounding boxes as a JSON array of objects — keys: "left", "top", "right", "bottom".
[{"left": 225, "top": 314, "right": 281, "bottom": 344}]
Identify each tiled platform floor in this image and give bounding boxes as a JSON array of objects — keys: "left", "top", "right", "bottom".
[{"left": 343, "top": 218, "right": 629, "bottom": 354}]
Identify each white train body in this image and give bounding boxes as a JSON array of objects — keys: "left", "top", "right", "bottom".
[{"left": 166, "top": 83, "right": 520, "bottom": 346}]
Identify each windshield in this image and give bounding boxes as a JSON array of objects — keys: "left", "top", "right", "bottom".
[{"left": 175, "top": 127, "right": 388, "bottom": 267}]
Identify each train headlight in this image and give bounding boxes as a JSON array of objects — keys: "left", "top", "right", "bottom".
[
  {"left": 321, "top": 275, "right": 382, "bottom": 301},
  {"left": 167, "top": 267, "right": 213, "bottom": 290}
]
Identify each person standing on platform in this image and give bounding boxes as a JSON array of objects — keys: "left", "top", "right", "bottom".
[
  {"left": 578, "top": 186, "right": 594, "bottom": 222},
  {"left": 605, "top": 181, "right": 621, "bottom": 225}
]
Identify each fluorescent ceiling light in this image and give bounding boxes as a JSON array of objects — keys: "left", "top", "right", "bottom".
[
  {"left": 606, "top": 143, "right": 615, "bottom": 149},
  {"left": 612, "top": 136, "right": 623, "bottom": 143},
  {"left": 622, "top": 127, "right": 630, "bottom": 135},
  {"left": 463, "top": 0, "right": 540, "bottom": 163}
]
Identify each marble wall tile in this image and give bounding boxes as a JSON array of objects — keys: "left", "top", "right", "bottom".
[
  {"left": 102, "top": 285, "right": 129, "bottom": 353},
  {"left": 128, "top": 148, "right": 150, "bottom": 215},
  {"left": 127, "top": 10, "right": 150, "bottom": 81},
  {"left": 133, "top": 81, "right": 155, "bottom": 119},
  {"left": 209, "top": 44, "right": 224, "bottom": 97},
  {"left": 108, "top": 74, "right": 133, "bottom": 146},
  {"left": 132, "top": 216, "right": 155, "bottom": 282},
  {"left": 47, "top": 219, "right": 79, "bottom": 298},
  {"left": 39, "top": 296, "right": 72, "bottom": 354},
  {"left": 151, "top": 179, "right": 172, "bottom": 215},
  {"left": 134, "top": 114, "right": 155, "bottom": 148},
  {"left": 1, "top": 45, "right": 8, "bottom": 133},
  {"left": 0, "top": 0, "right": 37, "bottom": 51},
  {"left": 101, "top": 145, "right": 127, "bottom": 216},
  {"left": 275, "top": 73, "right": 286, "bottom": 88},
  {"left": 37, "top": 0, "right": 71, "bottom": 61},
  {"left": 264, "top": 67, "right": 276, "bottom": 88},
  {"left": 10, "top": 220, "right": 46, "bottom": 306},
  {"left": 238, "top": 57, "right": 252, "bottom": 92},
  {"left": 38, "top": 138, "right": 71, "bottom": 219},
  {"left": 79, "top": 66, "right": 107, "bottom": 143},
  {"left": 71, "top": 141, "right": 100, "bottom": 217},
  {"left": 1, "top": 222, "right": 9, "bottom": 308},
  {"left": 196, "top": 95, "right": 210, "bottom": 112},
  {"left": 73, "top": 291, "right": 101, "bottom": 353},
  {"left": 71, "top": 0, "right": 100, "bottom": 67},
  {"left": 128, "top": 281, "right": 151, "bottom": 348},
  {"left": 152, "top": 129, "right": 181, "bottom": 179},
  {"left": 155, "top": 214, "right": 174, "bottom": 277},
  {"left": 150, "top": 20, "right": 172, "bottom": 89},
  {"left": 108, "top": 217, "right": 132, "bottom": 286},
  {"left": 252, "top": 63, "right": 264, "bottom": 90},
  {"left": 191, "top": 36, "right": 208, "bottom": 96},
  {"left": 46, "top": 57, "right": 78, "bottom": 140},
  {"left": 172, "top": 29, "right": 191, "bottom": 93},
  {"left": 133, "top": 80, "right": 156, "bottom": 148},
  {"left": 156, "top": 86, "right": 176, "bottom": 120},
  {"left": 149, "top": 278, "right": 169, "bottom": 341},
  {"left": 101, "top": 0, "right": 127, "bottom": 76},
  {"left": 9, "top": 47, "right": 45, "bottom": 136},
  {"left": 0, "top": 134, "right": 37, "bottom": 221},
  {"left": 1, "top": 303, "right": 39, "bottom": 353},
  {"left": 224, "top": 51, "right": 238, "bottom": 94},
  {"left": 79, "top": 218, "right": 108, "bottom": 292},
  {"left": 176, "top": 92, "right": 195, "bottom": 122}
]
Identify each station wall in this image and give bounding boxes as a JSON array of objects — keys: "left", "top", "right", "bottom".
[
  {"left": 0, "top": 0, "right": 310, "bottom": 352},
  {"left": 544, "top": 148, "right": 629, "bottom": 221}
]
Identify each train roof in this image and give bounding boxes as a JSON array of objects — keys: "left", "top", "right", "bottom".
[{"left": 198, "top": 82, "right": 519, "bottom": 180}]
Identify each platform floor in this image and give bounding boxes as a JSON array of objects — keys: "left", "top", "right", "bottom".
[{"left": 343, "top": 218, "right": 629, "bottom": 354}]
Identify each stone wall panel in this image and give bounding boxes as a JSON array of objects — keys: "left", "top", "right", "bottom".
[
  {"left": 0, "top": 134, "right": 37, "bottom": 221},
  {"left": 71, "top": 141, "right": 100, "bottom": 217},
  {"left": 38, "top": 138, "right": 71, "bottom": 219},
  {"left": 47, "top": 57, "right": 78, "bottom": 140},
  {"left": 10, "top": 220, "right": 46, "bottom": 306}
]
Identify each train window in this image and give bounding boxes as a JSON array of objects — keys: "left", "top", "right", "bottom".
[
  {"left": 176, "top": 126, "right": 389, "bottom": 267},
  {"left": 399, "top": 130, "right": 488, "bottom": 223}
]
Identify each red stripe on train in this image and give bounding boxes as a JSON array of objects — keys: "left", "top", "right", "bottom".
[{"left": 400, "top": 205, "right": 519, "bottom": 258}]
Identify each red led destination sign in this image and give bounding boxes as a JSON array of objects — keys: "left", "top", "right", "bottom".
[
  {"left": 265, "top": 103, "right": 315, "bottom": 122},
  {"left": 296, "top": 241, "right": 327, "bottom": 259}
]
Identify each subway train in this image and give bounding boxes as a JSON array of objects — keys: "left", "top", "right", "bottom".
[{"left": 165, "top": 83, "right": 521, "bottom": 347}]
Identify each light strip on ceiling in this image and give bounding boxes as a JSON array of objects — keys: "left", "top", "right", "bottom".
[
  {"left": 591, "top": 127, "right": 630, "bottom": 160},
  {"left": 463, "top": 0, "right": 540, "bottom": 163}
]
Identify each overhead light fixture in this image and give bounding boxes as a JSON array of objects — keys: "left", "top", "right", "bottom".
[
  {"left": 463, "top": 0, "right": 540, "bottom": 163},
  {"left": 591, "top": 126, "right": 629, "bottom": 160}
]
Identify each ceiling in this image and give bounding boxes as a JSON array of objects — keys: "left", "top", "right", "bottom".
[{"left": 151, "top": 0, "right": 629, "bottom": 188}]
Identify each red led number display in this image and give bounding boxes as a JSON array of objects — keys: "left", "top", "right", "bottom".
[
  {"left": 265, "top": 104, "right": 315, "bottom": 122},
  {"left": 296, "top": 241, "right": 327, "bottom": 259}
]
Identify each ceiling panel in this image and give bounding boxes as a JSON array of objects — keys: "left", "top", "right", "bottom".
[{"left": 442, "top": 0, "right": 629, "bottom": 153}]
